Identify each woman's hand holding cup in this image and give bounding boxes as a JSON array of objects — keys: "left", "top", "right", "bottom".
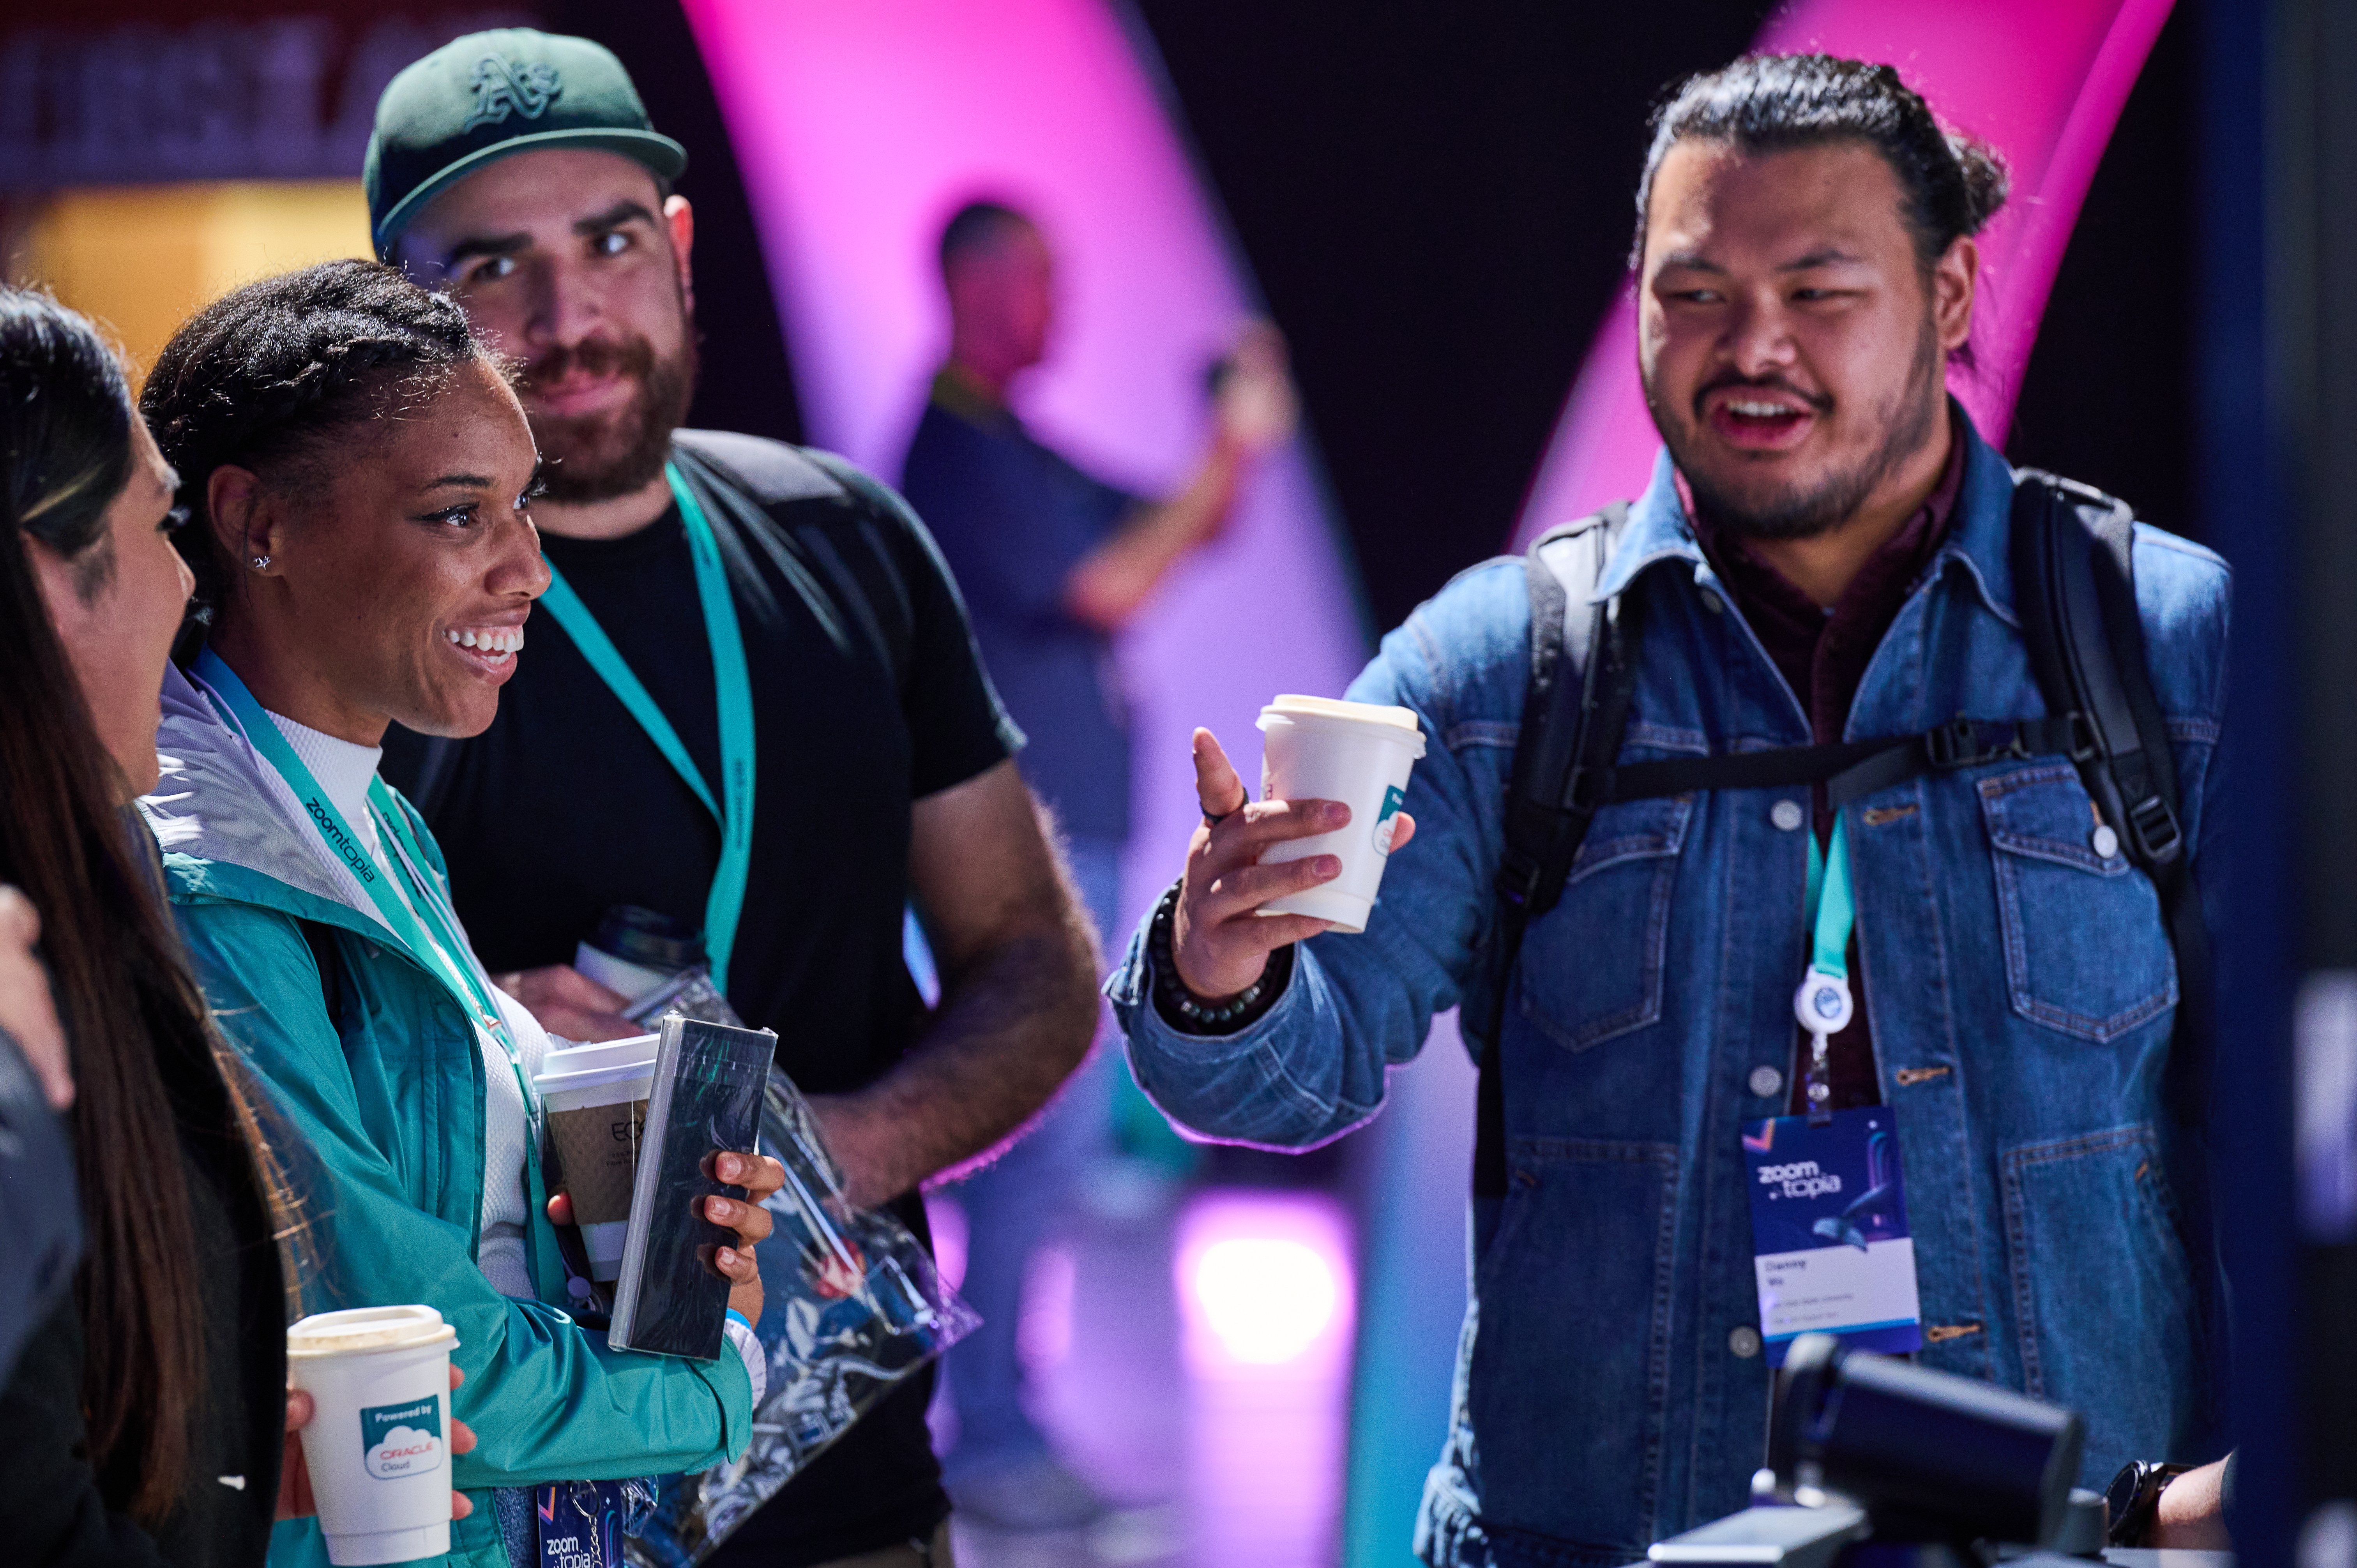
[
  {"left": 280, "top": 1362, "right": 475, "bottom": 1522},
  {"left": 1175, "top": 727, "right": 1415, "bottom": 1002}
]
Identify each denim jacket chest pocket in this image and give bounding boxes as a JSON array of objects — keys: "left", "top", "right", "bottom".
[
  {"left": 1978, "top": 763, "right": 2177, "bottom": 1042},
  {"left": 1517, "top": 793, "right": 1696, "bottom": 1051}
]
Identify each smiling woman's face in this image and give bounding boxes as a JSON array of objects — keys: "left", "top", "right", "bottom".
[{"left": 211, "top": 355, "right": 549, "bottom": 743}]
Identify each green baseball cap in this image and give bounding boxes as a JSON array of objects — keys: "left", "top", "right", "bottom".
[{"left": 365, "top": 28, "right": 688, "bottom": 259}]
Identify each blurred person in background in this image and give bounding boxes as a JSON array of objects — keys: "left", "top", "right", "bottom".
[
  {"left": 1113, "top": 55, "right": 2232, "bottom": 1561},
  {"left": 141, "top": 259, "right": 785, "bottom": 1568},
  {"left": 0, "top": 285, "right": 292, "bottom": 1566},
  {"left": 895, "top": 199, "right": 1296, "bottom": 1531},
  {"left": 369, "top": 32, "right": 1102, "bottom": 1568}
]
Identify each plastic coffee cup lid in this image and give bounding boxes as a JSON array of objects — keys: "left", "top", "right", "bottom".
[
  {"left": 1260, "top": 694, "right": 1426, "bottom": 757},
  {"left": 1261, "top": 694, "right": 1421, "bottom": 730},
  {"left": 532, "top": 1032, "right": 659, "bottom": 1093},
  {"left": 287, "top": 1304, "right": 457, "bottom": 1358}
]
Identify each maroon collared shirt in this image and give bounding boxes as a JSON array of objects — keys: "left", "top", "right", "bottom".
[{"left": 1677, "top": 420, "right": 1966, "bottom": 1112}]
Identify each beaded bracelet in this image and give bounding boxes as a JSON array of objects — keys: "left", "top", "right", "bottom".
[{"left": 1147, "top": 879, "right": 1291, "bottom": 1035}]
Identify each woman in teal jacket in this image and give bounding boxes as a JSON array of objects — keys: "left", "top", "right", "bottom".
[{"left": 137, "top": 261, "right": 784, "bottom": 1568}]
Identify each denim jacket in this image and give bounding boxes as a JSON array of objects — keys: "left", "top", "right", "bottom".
[{"left": 1109, "top": 419, "right": 2228, "bottom": 1568}]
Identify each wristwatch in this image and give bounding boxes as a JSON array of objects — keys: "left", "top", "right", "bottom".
[{"left": 2105, "top": 1459, "right": 2191, "bottom": 1547}]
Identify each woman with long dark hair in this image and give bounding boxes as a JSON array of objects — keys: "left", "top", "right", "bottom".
[
  {"left": 0, "top": 286, "right": 288, "bottom": 1564},
  {"left": 140, "top": 258, "right": 784, "bottom": 1568}
]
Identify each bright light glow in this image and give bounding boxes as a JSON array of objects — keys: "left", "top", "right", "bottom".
[
  {"left": 1175, "top": 1190, "right": 1355, "bottom": 1378},
  {"left": 1190, "top": 1236, "right": 1339, "bottom": 1365}
]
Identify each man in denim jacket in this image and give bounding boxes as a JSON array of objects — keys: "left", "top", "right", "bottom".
[{"left": 1109, "top": 55, "right": 2229, "bottom": 1568}]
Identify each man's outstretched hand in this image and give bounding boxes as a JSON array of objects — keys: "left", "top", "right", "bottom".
[{"left": 1170, "top": 727, "right": 1414, "bottom": 1003}]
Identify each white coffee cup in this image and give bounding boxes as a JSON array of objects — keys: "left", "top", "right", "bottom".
[
  {"left": 1254, "top": 694, "right": 1427, "bottom": 934},
  {"left": 534, "top": 1033, "right": 661, "bottom": 1280},
  {"left": 286, "top": 1305, "right": 459, "bottom": 1566}
]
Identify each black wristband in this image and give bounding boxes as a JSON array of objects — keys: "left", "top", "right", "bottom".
[
  {"left": 1147, "top": 879, "right": 1292, "bottom": 1036},
  {"left": 2105, "top": 1460, "right": 2192, "bottom": 1547}
]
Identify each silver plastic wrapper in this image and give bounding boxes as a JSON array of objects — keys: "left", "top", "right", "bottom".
[{"left": 622, "top": 978, "right": 978, "bottom": 1566}]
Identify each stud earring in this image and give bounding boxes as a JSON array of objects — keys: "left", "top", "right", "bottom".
[{"left": 250, "top": 555, "right": 271, "bottom": 570}]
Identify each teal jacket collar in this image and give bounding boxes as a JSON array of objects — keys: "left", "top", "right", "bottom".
[{"left": 143, "top": 658, "right": 405, "bottom": 943}]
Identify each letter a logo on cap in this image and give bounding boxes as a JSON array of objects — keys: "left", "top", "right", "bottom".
[{"left": 463, "top": 55, "right": 562, "bottom": 131}]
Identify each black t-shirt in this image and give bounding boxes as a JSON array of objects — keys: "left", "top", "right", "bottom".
[{"left": 381, "top": 430, "right": 1018, "bottom": 1563}]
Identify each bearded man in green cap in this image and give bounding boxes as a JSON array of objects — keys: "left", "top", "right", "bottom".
[{"left": 367, "top": 29, "right": 1104, "bottom": 1568}]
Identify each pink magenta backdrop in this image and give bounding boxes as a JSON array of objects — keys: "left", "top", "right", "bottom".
[
  {"left": 677, "top": 0, "right": 1366, "bottom": 933},
  {"left": 1513, "top": 0, "right": 2176, "bottom": 548}
]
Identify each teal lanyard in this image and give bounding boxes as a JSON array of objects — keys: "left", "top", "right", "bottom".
[
  {"left": 1794, "top": 812, "right": 1859, "bottom": 1121},
  {"left": 195, "top": 649, "right": 565, "bottom": 1303},
  {"left": 1803, "top": 813, "right": 1857, "bottom": 981},
  {"left": 536, "top": 463, "right": 755, "bottom": 991}
]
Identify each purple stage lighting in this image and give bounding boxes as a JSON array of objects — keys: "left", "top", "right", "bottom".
[
  {"left": 1176, "top": 1190, "right": 1356, "bottom": 1378},
  {"left": 677, "top": 0, "right": 1369, "bottom": 943}
]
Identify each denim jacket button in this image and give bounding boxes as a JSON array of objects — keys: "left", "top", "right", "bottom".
[
  {"left": 1748, "top": 1064, "right": 1784, "bottom": 1099},
  {"left": 1770, "top": 800, "right": 1805, "bottom": 832},
  {"left": 2092, "top": 823, "right": 2120, "bottom": 860},
  {"left": 1728, "top": 1325, "right": 1762, "bottom": 1358},
  {"left": 1700, "top": 589, "right": 1726, "bottom": 615}
]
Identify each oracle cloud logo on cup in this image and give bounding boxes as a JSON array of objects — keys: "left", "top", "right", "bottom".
[
  {"left": 286, "top": 1304, "right": 458, "bottom": 1565},
  {"left": 1254, "top": 695, "right": 1427, "bottom": 934}
]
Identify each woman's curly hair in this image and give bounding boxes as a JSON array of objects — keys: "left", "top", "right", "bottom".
[{"left": 140, "top": 258, "right": 488, "bottom": 641}]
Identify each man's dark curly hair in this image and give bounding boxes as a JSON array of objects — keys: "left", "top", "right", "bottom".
[
  {"left": 1631, "top": 53, "right": 2010, "bottom": 274},
  {"left": 141, "top": 257, "right": 492, "bottom": 641}
]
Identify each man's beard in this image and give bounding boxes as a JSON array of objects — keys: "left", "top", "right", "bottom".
[
  {"left": 1664, "top": 316, "right": 1943, "bottom": 543},
  {"left": 522, "top": 322, "right": 699, "bottom": 504}
]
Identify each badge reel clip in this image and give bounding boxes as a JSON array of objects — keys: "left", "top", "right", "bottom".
[{"left": 1794, "top": 967, "right": 1852, "bottom": 1126}]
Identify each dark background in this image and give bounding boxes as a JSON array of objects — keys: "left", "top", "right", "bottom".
[{"left": 581, "top": 0, "right": 2196, "bottom": 637}]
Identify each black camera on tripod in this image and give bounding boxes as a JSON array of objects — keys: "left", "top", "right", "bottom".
[{"left": 1647, "top": 1333, "right": 2109, "bottom": 1568}]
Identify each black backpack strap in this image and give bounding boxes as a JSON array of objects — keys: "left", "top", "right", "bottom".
[
  {"left": 1476, "top": 504, "right": 1634, "bottom": 1204},
  {"left": 1492, "top": 506, "right": 1631, "bottom": 924},
  {"left": 2010, "top": 471, "right": 2222, "bottom": 1432},
  {"left": 2008, "top": 471, "right": 2209, "bottom": 1118}
]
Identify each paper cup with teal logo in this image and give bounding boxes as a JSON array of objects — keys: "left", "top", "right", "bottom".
[
  {"left": 1254, "top": 694, "right": 1427, "bottom": 933},
  {"left": 287, "top": 1304, "right": 458, "bottom": 1564}
]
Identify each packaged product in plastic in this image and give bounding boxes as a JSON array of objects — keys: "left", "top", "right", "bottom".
[{"left": 621, "top": 987, "right": 977, "bottom": 1566}]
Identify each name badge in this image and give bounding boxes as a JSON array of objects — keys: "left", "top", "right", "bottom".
[
  {"left": 537, "top": 1481, "right": 627, "bottom": 1568},
  {"left": 1740, "top": 1107, "right": 1922, "bottom": 1364}
]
